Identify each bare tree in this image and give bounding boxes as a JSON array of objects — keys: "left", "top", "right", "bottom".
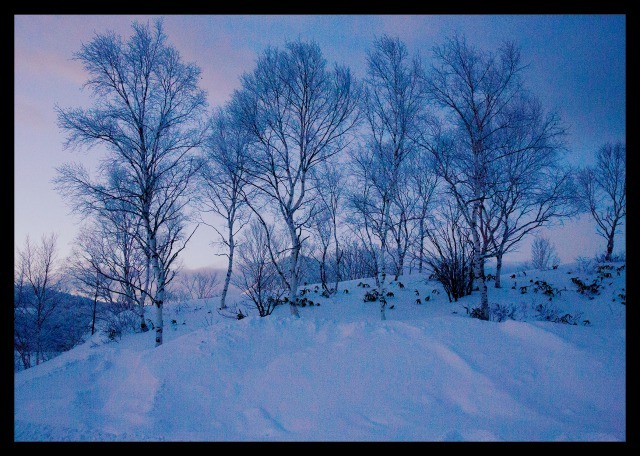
[
  {"left": 197, "top": 105, "right": 254, "bottom": 309},
  {"left": 232, "top": 220, "right": 286, "bottom": 317},
  {"left": 309, "top": 161, "right": 346, "bottom": 295},
  {"left": 487, "top": 96, "right": 574, "bottom": 287},
  {"left": 66, "top": 196, "right": 151, "bottom": 331},
  {"left": 14, "top": 234, "right": 65, "bottom": 367},
  {"left": 338, "top": 236, "right": 378, "bottom": 281},
  {"left": 350, "top": 35, "right": 428, "bottom": 319},
  {"left": 408, "top": 149, "right": 439, "bottom": 274},
  {"left": 232, "top": 38, "right": 360, "bottom": 316},
  {"left": 55, "top": 19, "right": 208, "bottom": 346},
  {"left": 176, "top": 269, "right": 220, "bottom": 300},
  {"left": 387, "top": 169, "right": 420, "bottom": 281},
  {"left": 575, "top": 142, "right": 626, "bottom": 262},
  {"left": 65, "top": 257, "right": 105, "bottom": 337},
  {"left": 530, "top": 235, "right": 560, "bottom": 270},
  {"left": 65, "top": 223, "right": 135, "bottom": 337},
  {"left": 347, "top": 166, "right": 384, "bottom": 287},
  {"left": 309, "top": 205, "right": 334, "bottom": 295},
  {"left": 420, "top": 34, "right": 540, "bottom": 320}
]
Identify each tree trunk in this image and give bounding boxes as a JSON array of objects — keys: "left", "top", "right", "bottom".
[
  {"left": 139, "top": 241, "right": 151, "bottom": 332},
  {"left": 418, "top": 218, "right": 424, "bottom": 274},
  {"left": 605, "top": 224, "right": 616, "bottom": 262},
  {"left": 332, "top": 214, "right": 342, "bottom": 294},
  {"left": 395, "top": 233, "right": 407, "bottom": 281},
  {"left": 378, "top": 242, "right": 388, "bottom": 321},
  {"left": 287, "top": 220, "right": 301, "bottom": 318},
  {"left": 320, "top": 244, "right": 330, "bottom": 294},
  {"left": 154, "top": 293, "right": 164, "bottom": 347},
  {"left": 20, "top": 351, "right": 31, "bottom": 370},
  {"left": 479, "top": 255, "right": 488, "bottom": 317},
  {"left": 148, "top": 233, "right": 165, "bottom": 346},
  {"left": 378, "top": 201, "right": 391, "bottom": 320},
  {"left": 495, "top": 252, "right": 503, "bottom": 288},
  {"left": 91, "top": 281, "right": 99, "bottom": 336},
  {"left": 471, "top": 200, "right": 489, "bottom": 320},
  {"left": 35, "top": 304, "right": 43, "bottom": 365},
  {"left": 35, "top": 337, "right": 41, "bottom": 366},
  {"left": 333, "top": 236, "right": 342, "bottom": 294},
  {"left": 474, "top": 252, "right": 489, "bottom": 319},
  {"left": 153, "top": 273, "right": 165, "bottom": 347},
  {"left": 220, "top": 222, "right": 235, "bottom": 310}
]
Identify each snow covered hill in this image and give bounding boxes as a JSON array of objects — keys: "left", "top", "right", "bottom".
[{"left": 13, "top": 261, "right": 627, "bottom": 442}]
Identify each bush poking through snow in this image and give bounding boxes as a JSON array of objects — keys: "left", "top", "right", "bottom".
[
  {"left": 101, "top": 309, "right": 140, "bottom": 343},
  {"left": 467, "top": 300, "right": 583, "bottom": 325},
  {"left": 534, "top": 302, "right": 583, "bottom": 325},
  {"left": 571, "top": 277, "right": 601, "bottom": 295},
  {"left": 364, "top": 289, "right": 380, "bottom": 302},
  {"left": 491, "top": 303, "right": 518, "bottom": 322}
]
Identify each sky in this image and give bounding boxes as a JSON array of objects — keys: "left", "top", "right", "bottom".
[
  {"left": 13, "top": 261, "right": 629, "bottom": 442},
  {"left": 13, "top": 14, "right": 627, "bottom": 271}
]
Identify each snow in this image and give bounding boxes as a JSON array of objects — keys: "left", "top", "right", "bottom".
[{"left": 13, "top": 262, "right": 627, "bottom": 442}]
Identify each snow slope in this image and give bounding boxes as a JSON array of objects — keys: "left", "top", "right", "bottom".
[{"left": 13, "top": 261, "right": 627, "bottom": 442}]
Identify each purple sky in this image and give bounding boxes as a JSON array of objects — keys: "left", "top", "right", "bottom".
[{"left": 14, "top": 14, "right": 626, "bottom": 270}]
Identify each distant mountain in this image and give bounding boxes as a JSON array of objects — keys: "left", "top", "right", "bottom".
[{"left": 14, "top": 287, "right": 99, "bottom": 371}]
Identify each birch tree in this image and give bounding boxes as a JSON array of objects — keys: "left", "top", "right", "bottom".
[
  {"left": 309, "top": 205, "right": 334, "bottom": 295},
  {"left": 485, "top": 93, "right": 573, "bottom": 286},
  {"left": 310, "top": 161, "right": 346, "bottom": 295},
  {"left": 490, "top": 162, "right": 574, "bottom": 287},
  {"left": 55, "top": 18, "right": 207, "bottom": 345},
  {"left": 64, "top": 253, "right": 106, "bottom": 337},
  {"left": 575, "top": 141, "right": 626, "bottom": 262},
  {"left": 232, "top": 219, "right": 287, "bottom": 317},
  {"left": 66, "top": 208, "right": 149, "bottom": 333},
  {"left": 350, "top": 35, "right": 428, "bottom": 319},
  {"left": 387, "top": 169, "right": 419, "bottom": 281},
  {"left": 197, "top": 105, "right": 253, "bottom": 309},
  {"left": 421, "top": 34, "right": 536, "bottom": 320},
  {"left": 232, "top": 39, "right": 360, "bottom": 316},
  {"left": 408, "top": 148, "right": 439, "bottom": 274}
]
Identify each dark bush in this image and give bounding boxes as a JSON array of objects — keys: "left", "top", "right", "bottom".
[
  {"left": 424, "top": 206, "right": 474, "bottom": 303},
  {"left": 364, "top": 289, "right": 380, "bottom": 302}
]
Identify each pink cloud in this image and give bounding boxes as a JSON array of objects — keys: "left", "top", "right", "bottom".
[
  {"left": 163, "top": 18, "right": 259, "bottom": 107},
  {"left": 15, "top": 47, "right": 87, "bottom": 87},
  {"left": 14, "top": 100, "right": 51, "bottom": 131}
]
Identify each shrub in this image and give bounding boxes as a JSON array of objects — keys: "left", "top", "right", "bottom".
[
  {"left": 531, "top": 280, "right": 560, "bottom": 299},
  {"left": 468, "top": 301, "right": 583, "bottom": 325},
  {"left": 101, "top": 308, "right": 140, "bottom": 342},
  {"left": 574, "top": 256, "right": 596, "bottom": 274},
  {"left": 423, "top": 204, "right": 474, "bottom": 303},
  {"left": 491, "top": 303, "right": 518, "bottom": 322},
  {"left": 534, "top": 302, "right": 582, "bottom": 325},
  {"left": 571, "top": 277, "right": 601, "bottom": 295},
  {"left": 364, "top": 289, "right": 380, "bottom": 302},
  {"left": 595, "top": 251, "right": 626, "bottom": 263},
  {"left": 216, "top": 303, "right": 249, "bottom": 321}
]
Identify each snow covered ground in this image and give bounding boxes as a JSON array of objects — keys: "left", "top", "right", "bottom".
[{"left": 13, "top": 261, "right": 627, "bottom": 442}]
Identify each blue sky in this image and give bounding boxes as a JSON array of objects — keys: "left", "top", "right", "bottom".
[{"left": 13, "top": 14, "right": 626, "bottom": 270}]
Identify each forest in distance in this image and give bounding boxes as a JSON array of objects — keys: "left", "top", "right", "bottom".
[{"left": 14, "top": 17, "right": 626, "bottom": 371}]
